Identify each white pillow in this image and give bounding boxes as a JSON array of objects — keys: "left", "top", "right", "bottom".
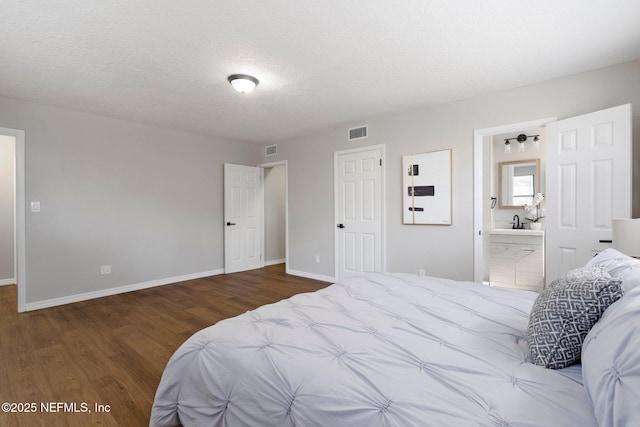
[
  {"left": 586, "top": 248, "right": 640, "bottom": 292},
  {"left": 582, "top": 287, "right": 640, "bottom": 427}
]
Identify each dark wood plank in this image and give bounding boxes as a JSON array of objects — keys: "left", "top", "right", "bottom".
[{"left": 0, "top": 264, "right": 328, "bottom": 426}]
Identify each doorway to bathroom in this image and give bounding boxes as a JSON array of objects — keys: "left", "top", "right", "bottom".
[
  {"left": 473, "top": 118, "right": 554, "bottom": 284},
  {"left": 474, "top": 104, "right": 632, "bottom": 286}
]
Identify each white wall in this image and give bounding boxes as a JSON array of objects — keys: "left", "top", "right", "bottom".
[
  {"left": 0, "top": 96, "right": 257, "bottom": 307},
  {"left": 0, "top": 134, "right": 15, "bottom": 283},
  {"left": 264, "top": 165, "right": 286, "bottom": 263},
  {"left": 259, "top": 59, "right": 640, "bottom": 281},
  {"left": 2, "top": 60, "right": 639, "bottom": 306}
]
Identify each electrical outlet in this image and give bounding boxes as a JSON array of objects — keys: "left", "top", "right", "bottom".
[
  {"left": 419, "top": 269, "right": 426, "bottom": 276},
  {"left": 315, "top": 255, "right": 320, "bottom": 263},
  {"left": 100, "top": 265, "right": 111, "bottom": 275}
]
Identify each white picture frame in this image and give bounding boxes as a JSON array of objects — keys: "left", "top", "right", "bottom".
[{"left": 402, "top": 149, "right": 452, "bottom": 225}]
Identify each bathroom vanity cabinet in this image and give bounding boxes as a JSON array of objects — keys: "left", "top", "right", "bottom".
[{"left": 489, "top": 230, "right": 545, "bottom": 292}]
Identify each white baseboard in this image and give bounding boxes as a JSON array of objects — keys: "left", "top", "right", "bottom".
[
  {"left": 264, "top": 258, "right": 285, "bottom": 266},
  {"left": 0, "top": 278, "right": 16, "bottom": 286},
  {"left": 286, "top": 268, "right": 334, "bottom": 283},
  {"left": 24, "top": 266, "right": 333, "bottom": 311},
  {"left": 24, "top": 268, "right": 224, "bottom": 312}
]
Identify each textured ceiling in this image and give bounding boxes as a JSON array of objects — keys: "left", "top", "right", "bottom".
[{"left": 1, "top": 1, "right": 640, "bottom": 144}]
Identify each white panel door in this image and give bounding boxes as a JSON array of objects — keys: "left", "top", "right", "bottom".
[
  {"left": 335, "top": 147, "right": 383, "bottom": 282},
  {"left": 546, "top": 104, "right": 631, "bottom": 281},
  {"left": 224, "top": 163, "right": 263, "bottom": 273}
]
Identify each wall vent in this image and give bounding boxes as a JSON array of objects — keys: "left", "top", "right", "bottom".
[
  {"left": 265, "top": 144, "right": 277, "bottom": 157},
  {"left": 348, "top": 125, "right": 368, "bottom": 141}
]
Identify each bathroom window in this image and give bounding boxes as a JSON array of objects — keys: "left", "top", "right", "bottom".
[{"left": 511, "top": 174, "right": 534, "bottom": 205}]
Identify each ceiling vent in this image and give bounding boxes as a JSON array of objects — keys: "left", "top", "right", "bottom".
[
  {"left": 348, "top": 125, "right": 368, "bottom": 141},
  {"left": 265, "top": 144, "right": 277, "bottom": 157}
]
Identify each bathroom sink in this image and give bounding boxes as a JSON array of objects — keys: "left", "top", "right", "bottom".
[{"left": 490, "top": 228, "right": 544, "bottom": 236}]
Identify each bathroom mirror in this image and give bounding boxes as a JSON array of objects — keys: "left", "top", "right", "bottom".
[{"left": 498, "top": 159, "right": 540, "bottom": 208}]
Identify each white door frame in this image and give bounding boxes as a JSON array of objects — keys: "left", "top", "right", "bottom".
[
  {"left": 473, "top": 117, "right": 555, "bottom": 283},
  {"left": 1, "top": 127, "right": 26, "bottom": 312},
  {"left": 334, "top": 144, "right": 386, "bottom": 281},
  {"left": 257, "top": 160, "right": 289, "bottom": 271}
]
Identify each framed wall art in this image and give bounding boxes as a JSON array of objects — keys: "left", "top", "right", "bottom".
[{"left": 402, "top": 149, "right": 452, "bottom": 225}]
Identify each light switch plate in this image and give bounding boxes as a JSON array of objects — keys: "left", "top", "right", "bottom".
[{"left": 30, "top": 201, "right": 41, "bottom": 212}]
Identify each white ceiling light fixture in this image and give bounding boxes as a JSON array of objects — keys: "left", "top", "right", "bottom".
[{"left": 228, "top": 74, "right": 259, "bottom": 94}]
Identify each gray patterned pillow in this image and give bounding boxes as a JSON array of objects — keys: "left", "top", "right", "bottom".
[{"left": 526, "top": 267, "right": 623, "bottom": 369}]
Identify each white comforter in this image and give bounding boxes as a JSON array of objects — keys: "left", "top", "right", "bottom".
[{"left": 150, "top": 273, "right": 597, "bottom": 426}]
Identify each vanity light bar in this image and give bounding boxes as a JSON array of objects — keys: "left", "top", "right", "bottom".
[{"left": 504, "top": 134, "right": 540, "bottom": 154}]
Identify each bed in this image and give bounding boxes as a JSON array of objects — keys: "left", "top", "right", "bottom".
[{"left": 150, "top": 249, "right": 640, "bottom": 427}]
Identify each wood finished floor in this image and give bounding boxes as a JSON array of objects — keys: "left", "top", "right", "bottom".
[{"left": 0, "top": 264, "right": 329, "bottom": 427}]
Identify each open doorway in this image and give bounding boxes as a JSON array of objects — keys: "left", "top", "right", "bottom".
[
  {"left": 0, "top": 135, "right": 15, "bottom": 287},
  {"left": 474, "top": 105, "right": 632, "bottom": 285},
  {"left": 473, "top": 118, "right": 555, "bottom": 284},
  {"left": 260, "top": 161, "right": 288, "bottom": 269},
  {"left": 0, "top": 127, "right": 25, "bottom": 312}
]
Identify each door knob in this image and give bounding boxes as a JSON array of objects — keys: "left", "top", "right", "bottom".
[
  {"left": 337, "top": 224, "right": 345, "bottom": 229},
  {"left": 226, "top": 222, "right": 236, "bottom": 226}
]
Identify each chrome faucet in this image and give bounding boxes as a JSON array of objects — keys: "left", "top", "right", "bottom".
[{"left": 512, "top": 214, "right": 520, "bottom": 229}]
